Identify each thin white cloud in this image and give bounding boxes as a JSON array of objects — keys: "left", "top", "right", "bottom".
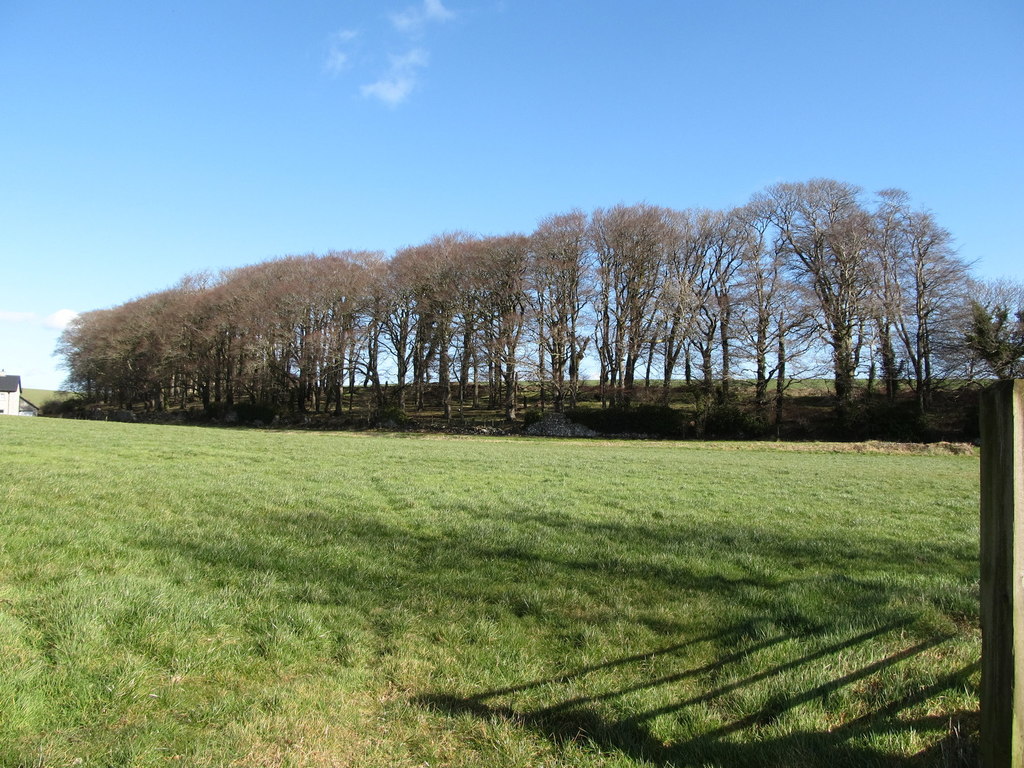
[
  {"left": 0, "top": 309, "right": 78, "bottom": 330},
  {"left": 0, "top": 310, "right": 37, "bottom": 323},
  {"left": 325, "top": 48, "right": 351, "bottom": 75},
  {"left": 390, "top": 0, "right": 454, "bottom": 33},
  {"left": 390, "top": 8, "right": 419, "bottom": 33},
  {"left": 324, "top": 28, "right": 359, "bottom": 76},
  {"left": 392, "top": 48, "right": 430, "bottom": 70},
  {"left": 45, "top": 309, "right": 79, "bottom": 330},
  {"left": 361, "top": 76, "right": 417, "bottom": 106},
  {"left": 424, "top": 0, "right": 455, "bottom": 22},
  {"left": 332, "top": 2, "right": 454, "bottom": 106},
  {"left": 361, "top": 48, "right": 430, "bottom": 106}
]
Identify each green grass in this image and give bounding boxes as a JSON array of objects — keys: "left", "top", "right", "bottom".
[{"left": 0, "top": 418, "right": 980, "bottom": 766}]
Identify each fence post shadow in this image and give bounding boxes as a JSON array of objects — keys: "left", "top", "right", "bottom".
[{"left": 415, "top": 619, "right": 970, "bottom": 766}]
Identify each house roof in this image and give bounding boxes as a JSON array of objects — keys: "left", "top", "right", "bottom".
[{"left": 0, "top": 375, "right": 21, "bottom": 393}]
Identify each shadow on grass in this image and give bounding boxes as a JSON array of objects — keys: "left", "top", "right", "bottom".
[
  {"left": 417, "top": 624, "right": 979, "bottom": 767},
  {"left": 146, "top": 499, "right": 976, "bottom": 631},
  {"left": 137, "top": 506, "right": 979, "bottom": 765}
]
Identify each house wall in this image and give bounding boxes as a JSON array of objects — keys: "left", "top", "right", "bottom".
[{"left": 0, "top": 390, "right": 15, "bottom": 415}]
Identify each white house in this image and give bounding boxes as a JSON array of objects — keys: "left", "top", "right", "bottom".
[{"left": 0, "top": 373, "right": 38, "bottom": 416}]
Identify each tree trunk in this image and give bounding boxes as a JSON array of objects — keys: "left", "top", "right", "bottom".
[{"left": 774, "top": 333, "right": 787, "bottom": 438}]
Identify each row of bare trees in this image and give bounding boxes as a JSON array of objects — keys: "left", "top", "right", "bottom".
[{"left": 59, "top": 178, "right": 993, "bottom": 422}]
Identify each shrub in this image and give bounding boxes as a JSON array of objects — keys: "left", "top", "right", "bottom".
[
  {"left": 698, "top": 403, "right": 770, "bottom": 439},
  {"left": 233, "top": 402, "right": 278, "bottom": 425},
  {"left": 522, "top": 409, "right": 544, "bottom": 428},
  {"left": 842, "top": 401, "right": 930, "bottom": 442},
  {"left": 376, "top": 405, "right": 410, "bottom": 427},
  {"left": 42, "top": 395, "right": 88, "bottom": 417},
  {"left": 565, "top": 405, "right": 686, "bottom": 437}
]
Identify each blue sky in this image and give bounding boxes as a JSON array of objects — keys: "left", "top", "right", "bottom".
[{"left": 2, "top": 0, "right": 1022, "bottom": 389}]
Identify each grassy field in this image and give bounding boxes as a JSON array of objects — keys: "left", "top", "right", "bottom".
[{"left": 0, "top": 418, "right": 980, "bottom": 767}]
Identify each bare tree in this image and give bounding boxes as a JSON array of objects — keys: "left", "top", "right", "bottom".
[
  {"left": 530, "top": 211, "right": 591, "bottom": 411},
  {"left": 754, "top": 179, "right": 875, "bottom": 419},
  {"left": 473, "top": 234, "right": 530, "bottom": 420},
  {"left": 590, "top": 204, "right": 669, "bottom": 406},
  {"left": 56, "top": 177, "right": 982, "bottom": 436},
  {"left": 733, "top": 205, "right": 816, "bottom": 427},
  {"left": 683, "top": 209, "right": 746, "bottom": 401},
  {"left": 374, "top": 253, "right": 420, "bottom": 411},
  {"left": 652, "top": 209, "right": 718, "bottom": 394},
  {"left": 400, "top": 233, "right": 472, "bottom": 421},
  {"left": 873, "top": 190, "right": 969, "bottom": 410}
]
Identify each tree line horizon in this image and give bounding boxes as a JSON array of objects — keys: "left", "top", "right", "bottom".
[{"left": 58, "top": 177, "right": 1024, "bottom": 426}]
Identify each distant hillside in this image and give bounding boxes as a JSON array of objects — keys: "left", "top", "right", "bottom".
[{"left": 22, "top": 388, "right": 77, "bottom": 408}]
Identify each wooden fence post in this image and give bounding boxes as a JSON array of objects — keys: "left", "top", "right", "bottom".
[{"left": 981, "top": 379, "right": 1024, "bottom": 768}]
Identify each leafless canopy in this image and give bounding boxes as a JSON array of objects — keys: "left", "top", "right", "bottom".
[{"left": 59, "top": 179, "right": 989, "bottom": 421}]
